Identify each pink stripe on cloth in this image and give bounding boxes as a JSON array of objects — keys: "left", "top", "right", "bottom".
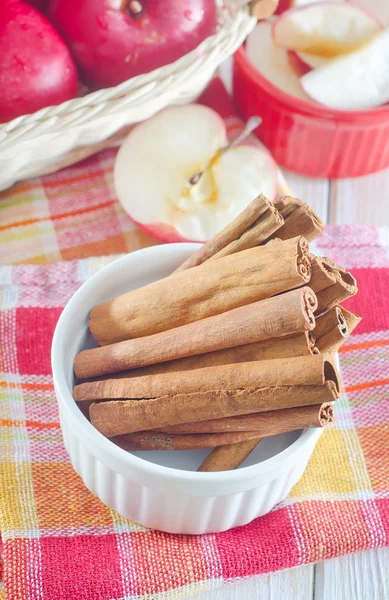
[
  {"left": 319, "top": 245, "right": 389, "bottom": 269},
  {"left": 317, "top": 225, "right": 381, "bottom": 248}
]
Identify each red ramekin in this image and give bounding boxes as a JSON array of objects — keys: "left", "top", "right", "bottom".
[{"left": 233, "top": 45, "right": 389, "bottom": 178}]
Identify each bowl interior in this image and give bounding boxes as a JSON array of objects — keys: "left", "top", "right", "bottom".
[{"left": 57, "top": 243, "right": 303, "bottom": 473}]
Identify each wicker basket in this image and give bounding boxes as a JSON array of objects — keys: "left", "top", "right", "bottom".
[{"left": 0, "top": 7, "right": 256, "bottom": 192}]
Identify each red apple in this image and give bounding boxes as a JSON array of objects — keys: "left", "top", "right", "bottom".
[
  {"left": 48, "top": 0, "right": 218, "bottom": 89},
  {"left": 25, "top": 0, "right": 48, "bottom": 11},
  {"left": 0, "top": 0, "right": 78, "bottom": 123}
]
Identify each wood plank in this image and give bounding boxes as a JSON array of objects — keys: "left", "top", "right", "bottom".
[
  {"left": 329, "top": 170, "right": 389, "bottom": 225},
  {"left": 315, "top": 548, "right": 389, "bottom": 600},
  {"left": 197, "top": 564, "right": 314, "bottom": 600}
]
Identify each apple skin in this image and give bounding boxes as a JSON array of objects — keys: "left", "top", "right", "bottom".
[
  {"left": 275, "top": 0, "right": 292, "bottom": 14},
  {"left": 276, "top": 0, "right": 345, "bottom": 15},
  {"left": 48, "top": 0, "right": 218, "bottom": 89},
  {"left": 25, "top": 0, "right": 48, "bottom": 11},
  {"left": 287, "top": 49, "right": 311, "bottom": 76},
  {"left": 0, "top": 0, "right": 78, "bottom": 123}
]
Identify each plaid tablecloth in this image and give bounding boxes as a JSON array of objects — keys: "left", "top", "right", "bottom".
[{"left": 1, "top": 79, "right": 389, "bottom": 599}]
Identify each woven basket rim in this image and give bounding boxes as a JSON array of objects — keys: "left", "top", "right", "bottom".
[{"left": 0, "top": 7, "right": 253, "bottom": 135}]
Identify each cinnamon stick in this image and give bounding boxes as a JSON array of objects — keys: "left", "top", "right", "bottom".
[
  {"left": 315, "top": 268, "right": 357, "bottom": 314},
  {"left": 315, "top": 306, "right": 348, "bottom": 355},
  {"left": 93, "top": 330, "right": 318, "bottom": 380},
  {"left": 111, "top": 403, "right": 334, "bottom": 451},
  {"left": 271, "top": 196, "right": 325, "bottom": 242},
  {"left": 198, "top": 439, "right": 261, "bottom": 472},
  {"left": 313, "top": 306, "right": 360, "bottom": 354},
  {"left": 74, "top": 286, "right": 318, "bottom": 380},
  {"left": 88, "top": 356, "right": 341, "bottom": 437},
  {"left": 113, "top": 431, "right": 261, "bottom": 452},
  {"left": 175, "top": 195, "right": 322, "bottom": 272},
  {"left": 155, "top": 402, "right": 334, "bottom": 435},
  {"left": 174, "top": 194, "right": 273, "bottom": 272},
  {"left": 308, "top": 255, "right": 357, "bottom": 314},
  {"left": 316, "top": 306, "right": 361, "bottom": 354},
  {"left": 308, "top": 254, "right": 337, "bottom": 293},
  {"left": 198, "top": 399, "right": 333, "bottom": 472},
  {"left": 197, "top": 402, "right": 334, "bottom": 471},
  {"left": 208, "top": 201, "right": 283, "bottom": 261},
  {"left": 341, "top": 307, "right": 361, "bottom": 336},
  {"left": 89, "top": 384, "right": 339, "bottom": 438},
  {"left": 89, "top": 236, "right": 310, "bottom": 345},
  {"left": 75, "top": 354, "right": 332, "bottom": 402}
]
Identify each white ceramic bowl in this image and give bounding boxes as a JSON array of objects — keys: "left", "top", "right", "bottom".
[{"left": 52, "top": 243, "right": 323, "bottom": 534}]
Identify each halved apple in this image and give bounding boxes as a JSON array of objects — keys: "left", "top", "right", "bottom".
[
  {"left": 301, "top": 29, "right": 389, "bottom": 110},
  {"left": 273, "top": 2, "right": 381, "bottom": 57},
  {"left": 246, "top": 21, "right": 312, "bottom": 102},
  {"left": 276, "top": 0, "right": 344, "bottom": 15},
  {"left": 114, "top": 104, "right": 278, "bottom": 243}
]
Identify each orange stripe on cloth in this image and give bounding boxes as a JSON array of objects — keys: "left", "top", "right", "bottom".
[
  {"left": 0, "top": 167, "right": 109, "bottom": 197},
  {"left": 42, "top": 168, "right": 109, "bottom": 188},
  {"left": 345, "top": 378, "right": 389, "bottom": 393},
  {"left": 0, "top": 381, "right": 54, "bottom": 391},
  {"left": 0, "top": 418, "right": 60, "bottom": 430},
  {"left": 0, "top": 199, "right": 116, "bottom": 232},
  {"left": 339, "top": 338, "right": 389, "bottom": 353}
]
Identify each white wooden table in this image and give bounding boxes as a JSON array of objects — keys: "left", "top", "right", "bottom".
[{"left": 195, "top": 167, "right": 389, "bottom": 599}]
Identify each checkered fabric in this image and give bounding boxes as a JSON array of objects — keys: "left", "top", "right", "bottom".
[
  {"left": 1, "top": 78, "right": 389, "bottom": 598},
  {"left": 0, "top": 231, "right": 389, "bottom": 599}
]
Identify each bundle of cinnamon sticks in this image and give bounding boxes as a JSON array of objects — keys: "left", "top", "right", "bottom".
[{"left": 73, "top": 195, "right": 360, "bottom": 472}]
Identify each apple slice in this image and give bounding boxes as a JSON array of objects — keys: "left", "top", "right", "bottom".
[
  {"left": 301, "top": 29, "right": 389, "bottom": 110},
  {"left": 288, "top": 50, "right": 313, "bottom": 76},
  {"left": 114, "top": 105, "right": 278, "bottom": 243},
  {"left": 273, "top": 2, "right": 381, "bottom": 57},
  {"left": 246, "top": 21, "right": 312, "bottom": 102},
  {"left": 289, "top": 50, "right": 330, "bottom": 75}
]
